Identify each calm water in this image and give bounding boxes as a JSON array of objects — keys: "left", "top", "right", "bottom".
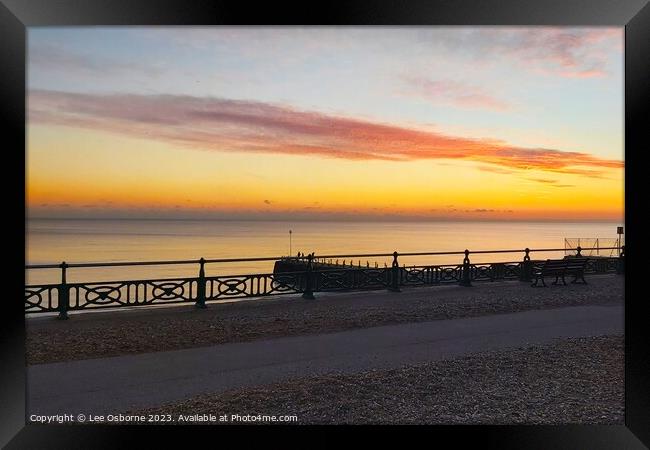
[{"left": 26, "top": 219, "right": 623, "bottom": 284}]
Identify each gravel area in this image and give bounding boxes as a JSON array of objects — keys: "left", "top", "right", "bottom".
[
  {"left": 135, "top": 334, "right": 624, "bottom": 425},
  {"left": 26, "top": 274, "right": 623, "bottom": 365}
]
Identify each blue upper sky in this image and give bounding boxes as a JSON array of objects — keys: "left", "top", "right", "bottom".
[{"left": 28, "top": 27, "right": 623, "bottom": 160}]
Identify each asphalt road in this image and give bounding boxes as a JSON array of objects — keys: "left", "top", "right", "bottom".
[{"left": 27, "top": 304, "right": 623, "bottom": 416}]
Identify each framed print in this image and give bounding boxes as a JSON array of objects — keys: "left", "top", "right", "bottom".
[{"left": 1, "top": 0, "right": 648, "bottom": 447}]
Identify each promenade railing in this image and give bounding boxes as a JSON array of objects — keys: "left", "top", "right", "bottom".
[{"left": 25, "top": 245, "right": 624, "bottom": 319}]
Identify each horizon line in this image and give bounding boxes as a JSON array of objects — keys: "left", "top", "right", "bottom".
[{"left": 26, "top": 215, "right": 624, "bottom": 224}]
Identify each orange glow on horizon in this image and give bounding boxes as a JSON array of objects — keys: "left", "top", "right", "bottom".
[{"left": 26, "top": 122, "right": 624, "bottom": 222}]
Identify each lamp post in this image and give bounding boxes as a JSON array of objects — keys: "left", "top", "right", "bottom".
[
  {"left": 289, "top": 229, "right": 292, "bottom": 257},
  {"left": 617, "top": 226, "right": 624, "bottom": 253}
]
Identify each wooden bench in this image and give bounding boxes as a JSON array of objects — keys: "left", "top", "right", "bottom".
[
  {"left": 531, "top": 258, "right": 589, "bottom": 287},
  {"left": 564, "top": 257, "right": 589, "bottom": 284}
]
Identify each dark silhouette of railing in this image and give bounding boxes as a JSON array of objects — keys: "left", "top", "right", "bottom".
[{"left": 25, "top": 245, "right": 624, "bottom": 319}]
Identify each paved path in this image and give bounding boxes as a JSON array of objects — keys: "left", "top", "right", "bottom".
[{"left": 27, "top": 304, "right": 623, "bottom": 415}]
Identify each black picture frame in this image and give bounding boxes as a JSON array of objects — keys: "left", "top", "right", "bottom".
[{"left": 1, "top": 0, "right": 648, "bottom": 447}]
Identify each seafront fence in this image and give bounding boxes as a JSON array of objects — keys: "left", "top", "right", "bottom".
[{"left": 25, "top": 245, "right": 625, "bottom": 319}]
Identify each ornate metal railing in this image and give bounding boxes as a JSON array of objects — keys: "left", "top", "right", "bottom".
[{"left": 25, "top": 245, "right": 624, "bottom": 319}]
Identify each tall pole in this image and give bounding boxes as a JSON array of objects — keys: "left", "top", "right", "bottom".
[
  {"left": 289, "top": 229, "right": 292, "bottom": 257},
  {"left": 617, "top": 226, "right": 624, "bottom": 255}
]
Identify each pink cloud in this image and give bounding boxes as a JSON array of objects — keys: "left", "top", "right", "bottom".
[
  {"left": 558, "top": 69, "right": 608, "bottom": 79},
  {"left": 401, "top": 77, "right": 512, "bottom": 111},
  {"left": 499, "top": 28, "right": 621, "bottom": 78},
  {"left": 28, "top": 90, "right": 624, "bottom": 176}
]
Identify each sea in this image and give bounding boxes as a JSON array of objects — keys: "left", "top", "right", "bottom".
[{"left": 25, "top": 219, "right": 623, "bottom": 285}]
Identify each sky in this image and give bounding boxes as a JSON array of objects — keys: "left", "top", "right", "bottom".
[{"left": 26, "top": 27, "right": 624, "bottom": 221}]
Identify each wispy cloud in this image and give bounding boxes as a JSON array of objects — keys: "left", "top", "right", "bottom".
[
  {"left": 401, "top": 77, "right": 512, "bottom": 111},
  {"left": 476, "top": 165, "right": 517, "bottom": 175},
  {"left": 29, "top": 43, "right": 164, "bottom": 78},
  {"left": 526, "top": 177, "right": 576, "bottom": 187},
  {"left": 514, "top": 28, "right": 619, "bottom": 78},
  {"left": 29, "top": 90, "right": 623, "bottom": 176},
  {"left": 134, "top": 27, "right": 621, "bottom": 79},
  {"left": 431, "top": 28, "right": 621, "bottom": 79}
]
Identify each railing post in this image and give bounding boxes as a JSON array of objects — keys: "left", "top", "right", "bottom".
[
  {"left": 617, "top": 245, "right": 625, "bottom": 275},
  {"left": 519, "top": 248, "right": 532, "bottom": 282},
  {"left": 302, "top": 253, "right": 315, "bottom": 299},
  {"left": 576, "top": 246, "right": 582, "bottom": 257},
  {"left": 195, "top": 257, "right": 207, "bottom": 309},
  {"left": 388, "top": 251, "right": 401, "bottom": 292},
  {"left": 58, "top": 262, "right": 69, "bottom": 320},
  {"left": 459, "top": 250, "right": 472, "bottom": 287}
]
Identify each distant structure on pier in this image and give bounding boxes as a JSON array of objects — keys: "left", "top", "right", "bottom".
[{"left": 564, "top": 237, "right": 623, "bottom": 257}]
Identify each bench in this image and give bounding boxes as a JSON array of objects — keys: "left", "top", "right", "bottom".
[
  {"left": 564, "top": 257, "right": 589, "bottom": 284},
  {"left": 531, "top": 258, "right": 589, "bottom": 287}
]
